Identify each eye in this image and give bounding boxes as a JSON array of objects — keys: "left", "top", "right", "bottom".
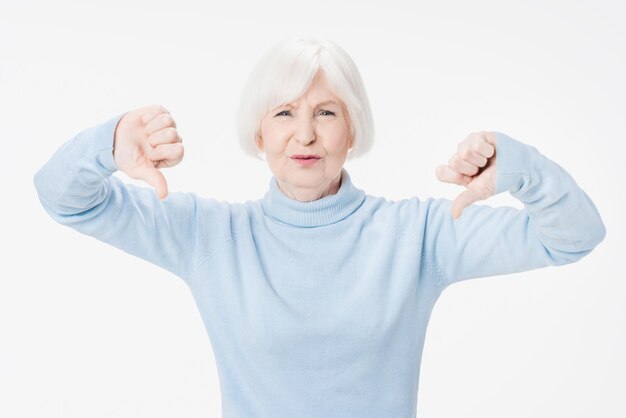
[{"left": 273, "top": 109, "right": 335, "bottom": 117}]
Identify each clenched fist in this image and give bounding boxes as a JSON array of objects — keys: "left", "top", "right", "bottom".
[
  {"left": 113, "top": 104, "right": 184, "bottom": 200},
  {"left": 436, "top": 131, "right": 497, "bottom": 220}
]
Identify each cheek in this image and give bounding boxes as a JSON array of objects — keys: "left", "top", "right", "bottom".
[
  {"left": 261, "top": 124, "right": 289, "bottom": 152},
  {"left": 321, "top": 123, "right": 350, "bottom": 151}
]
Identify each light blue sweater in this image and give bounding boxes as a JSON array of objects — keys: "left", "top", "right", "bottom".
[{"left": 34, "top": 113, "right": 606, "bottom": 418}]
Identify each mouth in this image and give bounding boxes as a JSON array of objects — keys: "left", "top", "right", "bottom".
[
  {"left": 291, "top": 155, "right": 321, "bottom": 160},
  {"left": 291, "top": 155, "right": 321, "bottom": 166}
]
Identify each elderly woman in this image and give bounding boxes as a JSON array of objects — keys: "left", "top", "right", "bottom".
[{"left": 34, "top": 37, "right": 605, "bottom": 417}]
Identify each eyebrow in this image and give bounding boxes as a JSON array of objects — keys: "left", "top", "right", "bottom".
[{"left": 283, "top": 100, "right": 341, "bottom": 108}]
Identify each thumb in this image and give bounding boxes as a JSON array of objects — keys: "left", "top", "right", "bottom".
[
  {"left": 451, "top": 188, "right": 481, "bottom": 220},
  {"left": 138, "top": 166, "right": 169, "bottom": 200}
]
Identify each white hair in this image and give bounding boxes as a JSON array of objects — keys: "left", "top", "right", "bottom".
[{"left": 235, "top": 37, "right": 375, "bottom": 161}]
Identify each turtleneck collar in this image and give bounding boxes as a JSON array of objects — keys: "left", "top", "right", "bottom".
[{"left": 261, "top": 167, "right": 366, "bottom": 228}]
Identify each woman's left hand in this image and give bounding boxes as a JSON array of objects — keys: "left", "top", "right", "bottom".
[{"left": 435, "top": 131, "right": 498, "bottom": 220}]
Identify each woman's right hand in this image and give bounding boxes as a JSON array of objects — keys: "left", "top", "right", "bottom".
[{"left": 113, "top": 104, "right": 184, "bottom": 200}]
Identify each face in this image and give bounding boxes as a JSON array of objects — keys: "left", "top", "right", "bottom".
[{"left": 256, "top": 69, "right": 354, "bottom": 200}]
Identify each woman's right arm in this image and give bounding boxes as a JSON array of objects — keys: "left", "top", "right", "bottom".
[{"left": 33, "top": 105, "right": 231, "bottom": 281}]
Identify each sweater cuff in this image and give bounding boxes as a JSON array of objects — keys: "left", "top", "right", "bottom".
[
  {"left": 494, "top": 131, "right": 537, "bottom": 196},
  {"left": 92, "top": 111, "right": 128, "bottom": 174}
]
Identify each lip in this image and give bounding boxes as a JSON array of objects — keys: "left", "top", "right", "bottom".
[
  {"left": 291, "top": 154, "right": 321, "bottom": 159},
  {"left": 291, "top": 155, "right": 321, "bottom": 166}
]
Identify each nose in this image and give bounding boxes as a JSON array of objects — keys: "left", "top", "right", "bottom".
[{"left": 295, "top": 116, "right": 316, "bottom": 145}]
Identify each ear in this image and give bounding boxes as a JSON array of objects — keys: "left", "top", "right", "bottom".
[{"left": 256, "top": 134, "right": 264, "bottom": 152}]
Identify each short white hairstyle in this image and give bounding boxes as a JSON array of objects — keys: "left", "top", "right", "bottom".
[{"left": 235, "top": 37, "right": 375, "bottom": 161}]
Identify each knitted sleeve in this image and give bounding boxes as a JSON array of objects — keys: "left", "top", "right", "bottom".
[
  {"left": 33, "top": 112, "right": 231, "bottom": 282},
  {"left": 420, "top": 131, "right": 606, "bottom": 288}
]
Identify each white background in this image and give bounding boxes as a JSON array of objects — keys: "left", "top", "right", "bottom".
[{"left": 2, "top": 0, "right": 624, "bottom": 417}]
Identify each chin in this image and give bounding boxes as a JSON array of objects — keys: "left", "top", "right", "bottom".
[{"left": 284, "top": 171, "right": 325, "bottom": 185}]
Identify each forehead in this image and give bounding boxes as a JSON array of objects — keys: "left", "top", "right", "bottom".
[
  {"left": 285, "top": 97, "right": 342, "bottom": 108},
  {"left": 288, "top": 70, "right": 344, "bottom": 107}
]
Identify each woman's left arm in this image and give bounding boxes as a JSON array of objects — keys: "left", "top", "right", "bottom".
[{"left": 421, "top": 131, "right": 606, "bottom": 288}]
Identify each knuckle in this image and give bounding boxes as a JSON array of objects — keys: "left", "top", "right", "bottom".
[
  {"left": 481, "top": 130, "right": 494, "bottom": 141},
  {"left": 146, "top": 145, "right": 158, "bottom": 159},
  {"left": 472, "top": 182, "right": 490, "bottom": 197},
  {"left": 438, "top": 166, "right": 455, "bottom": 183},
  {"left": 161, "top": 113, "right": 176, "bottom": 127},
  {"left": 451, "top": 155, "right": 465, "bottom": 169},
  {"left": 471, "top": 132, "right": 483, "bottom": 144},
  {"left": 166, "top": 127, "right": 178, "bottom": 140}
]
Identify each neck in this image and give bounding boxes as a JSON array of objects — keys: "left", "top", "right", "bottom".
[
  {"left": 261, "top": 167, "right": 366, "bottom": 228},
  {"left": 276, "top": 172, "right": 342, "bottom": 202}
]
